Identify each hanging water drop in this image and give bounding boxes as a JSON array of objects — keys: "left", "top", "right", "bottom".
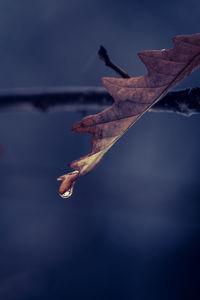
[
  {"left": 57, "top": 170, "right": 79, "bottom": 199},
  {"left": 60, "top": 187, "right": 73, "bottom": 199}
]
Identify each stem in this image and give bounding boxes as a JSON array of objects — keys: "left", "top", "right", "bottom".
[{"left": 98, "top": 46, "right": 130, "bottom": 78}]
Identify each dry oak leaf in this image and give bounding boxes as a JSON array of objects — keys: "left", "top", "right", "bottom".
[{"left": 58, "top": 33, "right": 200, "bottom": 198}]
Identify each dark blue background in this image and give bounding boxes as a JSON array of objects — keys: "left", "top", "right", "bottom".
[{"left": 0, "top": 1, "right": 200, "bottom": 299}]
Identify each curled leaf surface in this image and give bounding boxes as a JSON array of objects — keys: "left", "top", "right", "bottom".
[{"left": 58, "top": 33, "right": 200, "bottom": 198}]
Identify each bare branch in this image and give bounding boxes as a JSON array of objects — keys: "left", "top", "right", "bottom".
[
  {"left": 0, "top": 86, "right": 200, "bottom": 116},
  {"left": 0, "top": 46, "right": 199, "bottom": 116}
]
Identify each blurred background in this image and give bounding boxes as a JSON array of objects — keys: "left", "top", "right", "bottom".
[{"left": 0, "top": 0, "right": 200, "bottom": 299}]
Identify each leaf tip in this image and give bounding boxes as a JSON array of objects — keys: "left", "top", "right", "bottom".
[
  {"left": 57, "top": 170, "right": 79, "bottom": 199},
  {"left": 102, "top": 77, "right": 115, "bottom": 90},
  {"left": 102, "top": 77, "right": 109, "bottom": 86}
]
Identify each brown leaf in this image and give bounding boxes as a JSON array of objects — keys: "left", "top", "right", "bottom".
[{"left": 58, "top": 33, "right": 200, "bottom": 198}]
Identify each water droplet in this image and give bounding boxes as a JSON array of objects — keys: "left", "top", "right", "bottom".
[
  {"left": 57, "top": 170, "right": 79, "bottom": 199},
  {"left": 60, "top": 187, "right": 73, "bottom": 199}
]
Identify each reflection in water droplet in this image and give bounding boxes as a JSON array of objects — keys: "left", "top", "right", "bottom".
[{"left": 60, "top": 187, "right": 73, "bottom": 199}]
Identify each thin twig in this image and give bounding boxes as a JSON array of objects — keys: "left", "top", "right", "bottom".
[{"left": 98, "top": 46, "right": 130, "bottom": 78}]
